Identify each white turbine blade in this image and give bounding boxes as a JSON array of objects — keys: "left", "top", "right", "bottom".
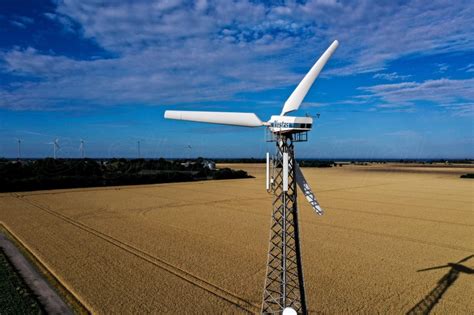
[
  {"left": 281, "top": 40, "right": 339, "bottom": 116},
  {"left": 295, "top": 164, "right": 324, "bottom": 215},
  {"left": 164, "top": 111, "right": 264, "bottom": 127}
]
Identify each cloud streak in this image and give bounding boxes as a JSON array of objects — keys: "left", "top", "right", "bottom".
[
  {"left": 373, "top": 72, "right": 412, "bottom": 81},
  {"left": 359, "top": 78, "right": 474, "bottom": 116}
]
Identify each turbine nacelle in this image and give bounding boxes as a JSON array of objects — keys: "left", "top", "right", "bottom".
[{"left": 267, "top": 115, "right": 313, "bottom": 134}]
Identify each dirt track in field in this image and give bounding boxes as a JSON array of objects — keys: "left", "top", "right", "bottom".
[{"left": 0, "top": 164, "right": 473, "bottom": 314}]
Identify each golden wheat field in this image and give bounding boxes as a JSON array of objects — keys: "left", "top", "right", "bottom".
[{"left": 0, "top": 164, "right": 473, "bottom": 314}]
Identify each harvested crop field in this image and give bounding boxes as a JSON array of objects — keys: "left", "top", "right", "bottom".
[{"left": 0, "top": 164, "right": 472, "bottom": 314}]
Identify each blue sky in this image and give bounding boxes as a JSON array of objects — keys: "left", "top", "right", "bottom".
[{"left": 0, "top": 0, "right": 473, "bottom": 159}]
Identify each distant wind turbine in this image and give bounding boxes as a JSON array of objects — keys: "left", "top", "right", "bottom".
[
  {"left": 137, "top": 140, "right": 141, "bottom": 158},
  {"left": 47, "top": 138, "right": 60, "bottom": 159},
  {"left": 79, "top": 139, "right": 85, "bottom": 158},
  {"left": 186, "top": 144, "right": 192, "bottom": 160},
  {"left": 17, "top": 138, "right": 21, "bottom": 160}
]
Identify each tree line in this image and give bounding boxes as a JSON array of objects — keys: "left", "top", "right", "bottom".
[{"left": 0, "top": 158, "right": 251, "bottom": 192}]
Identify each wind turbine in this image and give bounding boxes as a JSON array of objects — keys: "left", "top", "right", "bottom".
[
  {"left": 165, "top": 40, "right": 339, "bottom": 314},
  {"left": 137, "top": 140, "right": 141, "bottom": 158},
  {"left": 186, "top": 144, "right": 192, "bottom": 160},
  {"left": 79, "top": 139, "right": 85, "bottom": 158},
  {"left": 17, "top": 138, "right": 21, "bottom": 160},
  {"left": 48, "top": 138, "right": 60, "bottom": 159}
]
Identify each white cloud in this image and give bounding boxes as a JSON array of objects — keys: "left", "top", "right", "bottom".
[
  {"left": 9, "top": 15, "right": 35, "bottom": 29},
  {"left": 373, "top": 72, "right": 412, "bottom": 81},
  {"left": 43, "top": 12, "right": 76, "bottom": 33},
  {"left": 436, "top": 63, "right": 449, "bottom": 73},
  {"left": 322, "top": 0, "right": 474, "bottom": 75},
  {"left": 460, "top": 63, "right": 474, "bottom": 73},
  {"left": 0, "top": 43, "right": 302, "bottom": 110},
  {"left": 359, "top": 78, "right": 474, "bottom": 116},
  {"left": 55, "top": 0, "right": 474, "bottom": 70},
  {"left": 439, "top": 102, "right": 474, "bottom": 117},
  {"left": 1, "top": 0, "right": 473, "bottom": 112}
]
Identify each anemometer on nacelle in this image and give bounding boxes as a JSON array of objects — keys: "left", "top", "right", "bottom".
[{"left": 165, "top": 39, "right": 339, "bottom": 314}]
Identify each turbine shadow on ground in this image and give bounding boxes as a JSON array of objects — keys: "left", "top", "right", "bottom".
[{"left": 406, "top": 255, "right": 473, "bottom": 315}]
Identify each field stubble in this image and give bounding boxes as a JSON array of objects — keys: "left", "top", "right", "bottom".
[{"left": 0, "top": 164, "right": 472, "bottom": 313}]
